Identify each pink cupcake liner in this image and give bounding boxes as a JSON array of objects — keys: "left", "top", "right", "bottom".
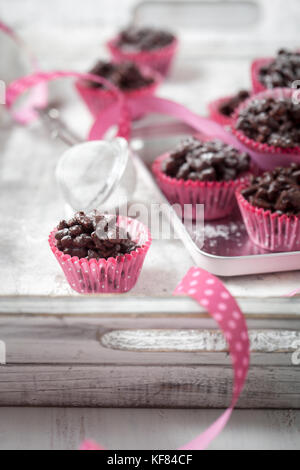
[
  {"left": 75, "top": 67, "right": 160, "bottom": 121},
  {"left": 232, "top": 88, "right": 300, "bottom": 156},
  {"left": 49, "top": 216, "right": 152, "bottom": 294},
  {"left": 208, "top": 96, "right": 236, "bottom": 127},
  {"left": 107, "top": 37, "right": 178, "bottom": 77},
  {"left": 152, "top": 154, "right": 251, "bottom": 221},
  {"left": 251, "top": 58, "right": 274, "bottom": 93},
  {"left": 236, "top": 189, "right": 300, "bottom": 253}
]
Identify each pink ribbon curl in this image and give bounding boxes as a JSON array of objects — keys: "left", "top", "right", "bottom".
[{"left": 175, "top": 268, "right": 250, "bottom": 450}]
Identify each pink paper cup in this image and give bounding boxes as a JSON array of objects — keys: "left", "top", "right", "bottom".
[
  {"left": 208, "top": 96, "right": 236, "bottom": 127},
  {"left": 107, "top": 37, "right": 178, "bottom": 77},
  {"left": 153, "top": 154, "right": 251, "bottom": 221},
  {"left": 75, "top": 67, "right": 160, "bottom": 121},
  {"left": 236, "top": 189, "right": 300, "bottom": 253},
  {"left": 49, "top": 216, "right": 152, "bottom": 294},
  {"left": 251, "top": 58, "right": 274, "bottom": 93},
  {"left": 232, "top": 88, "right": 300, "bottom": 156}
]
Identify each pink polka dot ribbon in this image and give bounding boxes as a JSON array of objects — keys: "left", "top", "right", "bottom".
[
  {"left": 174, "top": 267, "right": 250, "bottom": 450},
  {"left": 80, "top": 268, "right": 250, "bottom": 451}
]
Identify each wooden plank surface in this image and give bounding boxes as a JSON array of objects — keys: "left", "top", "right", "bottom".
[
  {"left": 0, "top": 364, "right": 299, "bottom": 409},
  {"left": 0, "top": 407, "right": 299, "bottom": 450},
  {"left": 1, "top": 295, "right": 300, "bottom": 316},
  {"left": 0, "top": 315, "right": 299, "bottom": 408}
]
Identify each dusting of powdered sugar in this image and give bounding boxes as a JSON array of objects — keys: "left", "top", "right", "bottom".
[
  {"left": 188, "top": 216, "right": 250, "bottom": 256},
  {"left": 204, "top": 222, "right": 243, "bottom": 240}
]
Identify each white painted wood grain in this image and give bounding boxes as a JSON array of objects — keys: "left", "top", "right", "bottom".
[
  {"left": 1, "top": 315, "right": 300, "bottom": 365},
  {"left": 0, "top": 314, "right": 299, "bottom": 408},
  {"left": 0, "top": 408, "right": 299, "bottom": 450},
  {"left": 0, "top": 363, "right": 299, "bottom": 408},
  {"left": 0, "top": 295, "right": 300, "bottom": 316}
]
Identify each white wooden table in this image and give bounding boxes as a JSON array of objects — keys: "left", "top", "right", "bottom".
[{"left": 1, "top": 24, "right": 300, "bottom": 407}]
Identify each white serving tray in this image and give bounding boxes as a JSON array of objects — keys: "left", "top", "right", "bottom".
[{"left": 132, "top": 123, "right": 300, "bottom": 277}]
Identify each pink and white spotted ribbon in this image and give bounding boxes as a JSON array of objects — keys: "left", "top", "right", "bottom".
[
  {"left": 175, "top": 267, "right": 250, "bottom": 450},
  {"left": 81, "top": 267, "right": 250, "bottom": 451}
]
